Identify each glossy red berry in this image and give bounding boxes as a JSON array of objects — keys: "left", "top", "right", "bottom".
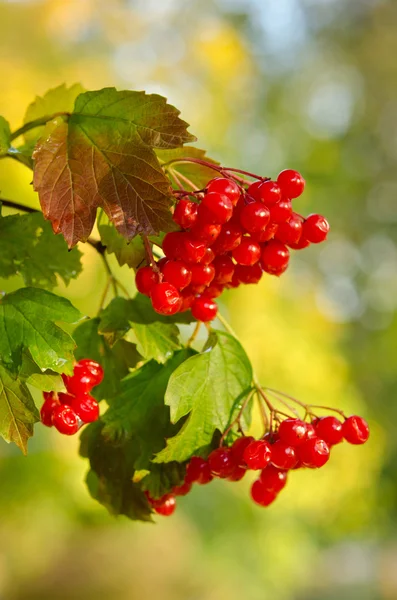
[
  {"left": 173, "top": 198, "right": 198, "bottom": 229},
  {"left": 278, "top": 418, "right": 308, "bottom": 447},
  {"left": 240, "top": 202, "right": 270, "bottom": 233},
  {"left": 179, "top": 289, "right": 195, "bottom": 312},
  {"left": 211, "top": 223, "right": 243, "bottom": 253},
  {"left": 183, "top": 235, "right": 207, "bottom": 263},
  {"left": 199, "top": 192, "right": 233, "bottom": 225},
  {"left": 269, "top": 198, "right": 293, "bottom": 223},
  {"left": 270, "top": 440, "right": 298, "bottom": 470},
  {"left": 277, "top": 169, "right": 305, "bottom": 198},
  {"left": 72, "top": 394, "right": 99, "bottom": 423},
  {"left": 259, "top": 465, "right": 288, "bottom": 493},
  {"left": 250, "top": 480, "right": 278, "bottom": 507},
  {"left": 261, "top": 240, "right": 290, "bottom": 275},
  {"left": 185, "top": 456, "right": 213, "bottom": 484},
  {"left": 227, "top": 465, "right": 247, "bottom": 482},
  {"left": 232, "top": 238, "right": 261, "bottom": 266},
  {"left": 298, "top": 437, "right": 330, "bottom": 468},
  {"left": 256, "top": 180, "right": 282, "bottom": 206},
  {"left": 246, "top": 181, "right": 263, "bottom": 202},
  {"left": 162, "top": 231, "right": 185, "bottom": 259},
  {"left": 190, "top": 264, "right": 215, "bottom": 287},
  {"left": 58, "top": 392, "right": 74, "bottom": 405},
  {"left": 154, "top": 495, "right": 176, "bottom": 516},
  {"left": 275, "top": 213, "right": 303, "bottom": 246},
  {"left": 173, "top": 481, "right": 192, "bottom": 496},
  {"left": 250, "top": 223, "right": 278, "bottom": 243},
  {"left": 213, "top": 255, "right": 235, "bottom": 284},
  {"left": 230, "top": 436, "right": 255, "bottom": 467},
  {"left": 162, "top": 260, "right": 192, "bottom": 291},
  {"left": 202, "top": 283, "right": 224, "bottom": 299},
  {"left": 40, "top": 392, "right": 59, "bottom": 427},
  {"left": 191, "top": 297, "right": 218, "bottom": 322},
  {"left": 342, "top": 415, "right": 370, "bottom": 445},
  {"left": 150, "top": 282, "right": 181, "bottom": 315},
  {"left": 302, "top": 214, "right": 330, "bottom": 243},
  {"left": 234, "top": 263, "right": 263, "bottom": 285},
  {"left": 207, "top": 177, "right": 241, "bottom": 205},
  {"left": 288, "top": 236, "right": 310, "bottom": 250},
  {"left": 52, "top": 405, "right": 79, "bottom": 435},
  {"left": 191, "top": 221, "right": 222, "bottom": 244},
  {"left": 208, "top": 447, "right": 235, "bottom": 478},
  {"left": 315, "top": 416, "right": 343, "bottom": 446},
  {"left": 199, "top": 247, "right": 215, "bottom": 265},
  {"left": 135, "top": 266, "right": 159, "bottom": 296},
  {"left": 243, "top": 440, "right": 272, "bottom": 470},
  {"left": 62, "top": 364, "right": 96, "bottom": 395},
  {"left": 78, "top": 359, "right": 104, "bottom": 387}
]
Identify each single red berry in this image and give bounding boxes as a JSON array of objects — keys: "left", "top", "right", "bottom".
[
  {"left": 315, "top": 416, "right": 343, "bottom": 446},
  {"left": 263, "top": 430, "right": 280, "bottom": 445},
  {"left": 189, "top": 284, "right": 207, "bottom": 295},
  {"left": 213, "top": 255, "right": 235, "bottom": 284},
  {"left": 202, "top": 283, "right": 224, "bottom": 299},
  {"left": 288, "top": 236, "right": 311, "bottom": 250},
  {"left": 72, "top": 394, "right": 99, "bottom": 423},
  {"left": 240, "top": 202, "right": 270, "bottom": 233},
  {"left": 261, "top": 240, "right": 290, "bottom": 275},
  {"left": 227, "top": 465, "right": 247, "bottom": 482},
  {"left": 302, "top": 214, "right": 330, "bottom": 243},
  {"left": 230, "top": 435, "right": 255, "bottom": 467},
  {"left": 298, "top": 437, "right": 330, "bottom": 468},
  {"left": 250, "top": 479, "right": 278, "bottom": 507},
  {"left": 232, "top": 238, "right": 261, "bottom": 266},
  {"left": 269, "top": 198, "right": 293, "bottom": 223},
  {"left": 208, "top": 447, "right": 236, "bottom": 478},
  {"left": 185, "top": 457, "right": 213, "bottom": 484},
  {"left": 250, "top": 223, "right": 278, "bottom": 243},
  {"left": 162, "top": 260, "right": 192, "bottom": 291},
  {"left": 52, "top": 405, "right": 79, "bottom": 436},
  {"left": 227, "top": 272, "right": 240, "bottom": 288},
  {"left": 199, "top": 247, "right": 215, "bottom": 265},
  {"left": 183, "top": 235, "right": 207, "bottom": 263},
  {"left": 173, "top": 481, "right": 192, "bottom": 496},
  {"left": 191, "top": 297, "right": 218, "bottom": 322},
  {"left": 199, "top": 192, "right": 233, "bottom": 225},
  {"left": 207, "top": 177, "right": 241, "bottom": 205},
  {"left": 234, "top": 263, "right": 263, "bottom": 285},
  {"left": 150, "top": 282, "right": 182, "bottom": 315},
  {"left": 135, "top": 266, "right": 159, "bottom": 296},
  {"left": 275, "top": 213, "right": 303, "bottom": 246},
  {"left": 179, "top": 289, "right": 195, "bottom": 312},
  {"left": 259, "top": 465, "right": 288, "bottom": 493},
  {"left": 162, "top": 231, "right": 185, "bottom": 259},
  {"left": 270, "top": 440, "right": 298, "bottom": 470},
  {"left": 40, "top": 393, "right": 59, "bottom": 427},
  {"left": 62, "top": 364, "right": 96, "bottom": 395},
  {"left": 342, "top": 415, "right": 370, "bottom": 445},
  {"left": 191, "top": 221, "right": 222, "bottom": 244},
  {"left": 78, "top": 359, "right": 104, "bottom": 387},
  {"left": 246, "top": 181, "right": 263, "bottom": 201},
  {"left": 256, "top": 180, "right": 282, "bottom": 206},
  {"left": 154, "top": 495, "right": 176, "bottom": 516},
  {"left": 173, "top": 198, "right": 198, "bottom": 229},
  {"left": 211, "top": 223, "right": 243, "bottom": 253},
  {"left": 278, "top": 418, "right": 308, "bottom": 447},
  {"left": 277, "top": 169, "right": 305, "bottom": 198},
  {"left": 190, "top": 263, "right": 215, "bottom": 287},
  {"left": 58, "top": 392, "right": 74, "bottom": 405},
  {"left": 243, "top": 440, "right": 272, "bottom": 470},
  {"left": 305, "top": 422, "right": 317, "bottom": 439}
]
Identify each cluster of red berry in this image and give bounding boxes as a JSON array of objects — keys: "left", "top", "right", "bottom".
[
  {"left": 135, "top": 169, "right": 329, "bottom": 322},
  {"left": 40, "top": 359, "right": 103, "bottom": 435},
  {"left": 145, "top": 414, "right": 369, "bottom": 516}
]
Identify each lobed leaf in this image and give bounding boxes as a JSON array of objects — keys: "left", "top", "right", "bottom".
[
  {"left": 0, "top": 115, "right": 11, "bottom": 154},
  {"left": 98, "top": 214, "right": 146, "bottom": 269},
  {"left": 157, "top": 146, "right": 220, "bottom": 190}
]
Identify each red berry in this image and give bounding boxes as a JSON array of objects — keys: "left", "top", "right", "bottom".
[
  {"left": 179, "top": 289, "right": 195, "bottom": 312},
  {"left": 261, "top": 240, "right": 290, "bottom": 275},
  {"left": 298, "top": 437, "right": 330, "bottom": 468},
  {"left": 259, "top": 465, "right": 288, "bottom": 493},
  {"left": 78, "top": 359, "right": 104, "bottom": 387},
  {"left": 305, "top": 423, "right": 317, "bottom": 439},
  {"left": 250, "top": 479, "right": 278, "bottom": 507},
  {"left": 62, "top": 364, "right": 96, "bottom": 395},
  {"left": 173, "top": 481, "right": 192, "bottom": 496},
  {"left": 211, "top": 223, "right": 243, "bottom": 253},
  {"left": 277, "top": 169, "right": 305, "bottom": 198},
  {"left": 183, "top": 235, "right": 207, "bottom": 263},
  {"left": 246, "top": 181, "right": 264, "bottom": 202},
  {"left": 199, "top": 192, "right": 233, "bottom": 225},
  {"left": 72, "top": 394, "right": 99, "bottom": 423},
  {"left": 269, "top": 198, "right": 293, "bottom": 223},
  {"left": 150, "top": 282, "right": 181, "bottom": 315},
  {"left": 208, "top": 447, "right": 235, "bottom": 478},
  {"left": 250, "top": 223, "right": 278, "bottom": 243},
  {"left": 288, "top": 236, "right": 311, "bottom": 250},
  {"left": 227, "top": 465, "right": 247, "bottom": 482},
  {"left": 342, "top": 415, "right": 370, "bottom": 445},
  {"left": 199, "top": 247, "right": 215, "bottom": 265},
  {"left": 202, "top": 283, "right": 224, "bottom": 299},
  {"left": 207, "top": 177, "right": 241, "bottom": 205},
  {"left": 162, "top": 231, "right": 185, "bottom": 259},
  {"left": 154, "top": 495, "right": 176, "bottom": 516},
  {"left": 173, "top": 198, "right": 198, "bottom": 229},
  {"left": 231, "top": 435, "right": 255, "bottom": 467},
  {"left": 162, "top": 260, "right": 192, "bottom": 291},
  {"left": 270, "top": 441, "right": 298, "bottom": 470},
  {"left": 256, "top": 180, "right": 282, "bottom": 206},
  {"left": 52, "top": 405, "right": 79, "bottom": 436},
  {"left": 191, "top": 297, "right": 218, "bottom": 322},
  {"left": 243, "top": 439, "right": 272, "bottom": 470},
  {"left": 40, "top": 393, "right": 59, "bottom": 427},
  {"left": 213, "top": 255, "right": 235, "bottom": 284},
  {"left": 234, "top": 263, "right": 263, "bottom": 285},
  {"left": 232, "top": 238, "right": 261, "bottom": 266},
  {"left": 135, "top": 266, "right": 159, "bottom": 296},
  {"left": 278, "top": 418, "right": 308, "bottom": 447},
  {"left": 190, "top": 264, "right": 215, "bottom": 287},
  {"left": 275, "top": 213, "right": 303, "bottom": 246},
  {"left": 58, "top": 392, "right": 74, "bottom": 405},
  {"left": 185, "top": 456, "right": 213, "bottom": 484},
  {"left": 315, "top": 416, "right": 343, "bottom": 446},
  {"left": 240, "top": 202, "right": 270, "bottom": 233},
  {"left": 302, "top": 214, "right": 330, "bottom": 243},
  {"left": 191, "top": 221, "right": 222, "bottom": 244}
]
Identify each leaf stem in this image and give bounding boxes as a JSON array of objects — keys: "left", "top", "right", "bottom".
[
  {"left": 10, "top": 112, "right": 70, "bottom": 141},
  {"left": 220, "top": 387, "right": 255, "bottom": 445},
  {"left": 97, "top": 277, "right": 112, "bottom": 315},
  {"left": 186, "top": 321, "right": 201, "bottom": 347},
  {"left": 142, "top": 235, "right": 162, "bottom": 278},
  {"left": 99, "top": 253, "right": 118, "bottom": 297}
]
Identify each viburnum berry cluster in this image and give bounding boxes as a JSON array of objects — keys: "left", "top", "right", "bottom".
[
  {"left": 145, "top": 412, "right": 369, "bottom": 516},
  {"left": 135, "top": 169, "right": 330, "bottom": 321},
  {"left": 40, "top": 359, "right": 103, "bottom": 435}
]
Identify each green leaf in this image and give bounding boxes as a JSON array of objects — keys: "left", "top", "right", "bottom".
[
  {"left": 7, "top": 143, "right": 34, "bottom": 169},
  {"left": 133, "top": 321, "right": 181, "bottom": 364},
  {"left": 98, "top": 215, "right": 146, "bottom": 269},
  {"left": 157, "top": 146, "right": 220, "bottom": 190},
  {"left": 0, "top": 211, "right": 82, "bottom": 289},
  {"left": 23, "top": 83, "right": 85, "bottom": 144},
  {"left": 73, "top": 318, "right": 141, "bottom": 402},
  {"left": 19, "top": 352, "right": 65, "bottom": 392},
  {"left": 33, "top": 88, "right": 195, "bottom": 247},
  {"left": 0, "top": 116, "right": 11, "bottom": 154},
  {"left": 0, "top": 287, "right": 82, "bottom": 374},
  {"left": 138, "top": 462, "right": 186, "bottom": 499},
  {"left": 154, "top": 330, "right": 253, "bottom": 463},
  {"left": 0, "top": 363, "right": 40, "bottom": 454}
]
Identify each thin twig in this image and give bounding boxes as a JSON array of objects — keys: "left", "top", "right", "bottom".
[
  {"left": 99, "top": 253, "right": 118, "bottom": 296},
  {"left": 220, "top": 388, "right": 255, "bottom": 445},
  {"left": 143, "top": 235, "right": 161, "bottom": 275},
  {"left": 187, "top": 321, "right": 201, "bottom": 347},
  {"left": 97, "top": 277, "right": 112, "bottom": 315}
]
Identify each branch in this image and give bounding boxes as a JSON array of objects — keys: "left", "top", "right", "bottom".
[{"left": 9, "top": 112, "right": 70, "bottom": 141}]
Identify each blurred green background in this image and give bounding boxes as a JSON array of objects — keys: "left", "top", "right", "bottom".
[{"left": 0, "top": 0, "right": 396, "bottom": 598}]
